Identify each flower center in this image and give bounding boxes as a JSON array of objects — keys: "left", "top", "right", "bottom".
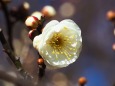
[
  {"left": 48, "top": 33, "right": 63, "bottom": 48},
  {"left": 46, "top": 27, "right": 78, "bottom": 60}
]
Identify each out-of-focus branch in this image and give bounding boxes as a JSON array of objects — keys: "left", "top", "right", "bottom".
[
  {"left": 0, "top": 0, "right": 14, "bottom": 50},
  {"left": 1, "top": 0, "right": 11, "bottom": 4},
  {"left": 0, "top": 28, "right": 22, "bottom": 70},
  {"left": 0, "top": 70, "right": 37, "bottom": 86}
]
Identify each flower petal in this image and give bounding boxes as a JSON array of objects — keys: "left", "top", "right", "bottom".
[
  {"left": 33, "top": 35, "right": 42, "bottom": 50},
  {"left": 60, "top": 19, "right": 81, "bottom": 36},
  {"left": 42, "top": 20, "right": 59, "bottom": 33}
]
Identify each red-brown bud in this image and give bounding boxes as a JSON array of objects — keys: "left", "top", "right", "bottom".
[
  {"left": 78, "top": 77, "right": 87, "bottom": 86},
  {"left": 107, "top": 10, "right": 115, "bottom": 22},
  {"left": 28, "top": 29, "right": 38, "bottom": 40},
  {"left": 37, "top": 58, "right": 44, "bottom": 65}
]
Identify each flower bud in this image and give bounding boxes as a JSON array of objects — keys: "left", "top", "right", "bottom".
[
  {"left": 23, "top": 2, "right": 30, "bottom": 10},
  {"left": 28, "top": 29, "right": 38, "bottom": 40},
  {"left": 25, "top": 16, "right": 39, "bottom": 29},
  {"left": 107, "top": 10, "right": 115, "bottom": 22},
  {"left": 78, "top": 77, "right": 87, "bottom": 85},
  {"left": 37, "top": 58, "right": 44, "bottom": 65},
  {"left": 31, "top": 11, "right": 43, "bottom": 20},
  {"left": 42, "top": 5, "right": 56, "bottom": 18}
]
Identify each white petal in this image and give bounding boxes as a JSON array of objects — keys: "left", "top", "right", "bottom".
[
  {"left": 39, "top": 44, "right": 69, "bottom": 67},
  {"left": 38, "top": 28, "right": 55, "bottom": 52},
  {"left": 42, "top": 20, "right": 59, "bottom": 33},
  {"left": 60, "top": 19, "right": 81, "bottom": 36},
  {"left": 33, "top": 35, "right": 42, "bottom": 50}
]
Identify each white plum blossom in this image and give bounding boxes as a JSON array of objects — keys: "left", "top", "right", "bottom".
[{"left": 33, "top": 19, "right": 82, "bottom": 68}]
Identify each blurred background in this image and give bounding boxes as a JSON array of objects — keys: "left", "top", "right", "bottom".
[{"left": 0, "top": 0, "right": 115, "bottom": 86}]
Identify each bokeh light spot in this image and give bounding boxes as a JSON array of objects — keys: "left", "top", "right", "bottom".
[{"left": 59, "top": 2, "right": 75, "bottom": 18}]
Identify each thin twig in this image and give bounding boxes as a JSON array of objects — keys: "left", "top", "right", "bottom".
[{"left": 0, "top": 0, "right": 14, "bottom": 50}]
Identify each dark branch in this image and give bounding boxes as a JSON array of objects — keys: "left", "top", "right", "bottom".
[
  {"left": 0, "top": 29, "right": 22, "bottom": 70},
  {"left": 0, "top": 0, "right": 14, "bottom": 50}
]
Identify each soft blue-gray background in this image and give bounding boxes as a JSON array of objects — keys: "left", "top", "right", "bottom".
[{"left": 0, "top": 0, "right": 115, "bottom": 86}]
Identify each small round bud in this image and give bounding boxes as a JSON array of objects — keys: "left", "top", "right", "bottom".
[
  {"left": 78, "top": 77, "right": 87, "bottom": 85},
  {"left": 37, "top": 58, "right": 44, "bottom": 65},
  {"left": 42, "top": 5, "right": 56, "bottom": 18},
  {"left": 28, "top": 29, "right": 38, "bottom": 40},
  {"left": 31, "top": 11, "right": 43, "bottom": 20},
  {"left": 107, "top": 10, "right": 115, "bottom": 22},
  {"left": 23, "top": 2, "right": 30, "bottom": 10},
  {"left": 25, "top": 16, "right": 39, "bottom": 29}
]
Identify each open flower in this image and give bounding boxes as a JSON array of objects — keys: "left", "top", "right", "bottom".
[{"left": 33, "top": 19, "right": 82, "bottom": 68}]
